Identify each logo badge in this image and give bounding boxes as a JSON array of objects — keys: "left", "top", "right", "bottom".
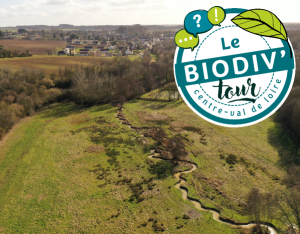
[{"left": 174, "top": 8, "right": 295, "bottom": 127}]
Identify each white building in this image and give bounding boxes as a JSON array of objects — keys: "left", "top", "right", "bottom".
[{"left": 125, "top": 49, "right": 133, "bottom": 55}]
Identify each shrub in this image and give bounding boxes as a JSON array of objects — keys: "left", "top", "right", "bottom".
[
  {"left": 225, "top": 154, "right": 238, "bottom": 164},
  {"left": 247, "top": 169, "right": 255, "bottom": 176},
  {"left": 220, "top": 153, "right": 226, "bottom": 159},
  {"left": 148, "top": 160, "right": 173, "bottom": 179},
  {"left": 0, "top": 109, "right": 16, "bottom": 139},
  {"left": 16, "top": 94, "right": 35, "bottom": 115},
  {"left": 39, "top": 78, "right": 54, "bottom": 89}
]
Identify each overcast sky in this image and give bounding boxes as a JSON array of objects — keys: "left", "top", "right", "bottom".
[{"left": 0, "top": 0, "right": 299, "bottom": 27}]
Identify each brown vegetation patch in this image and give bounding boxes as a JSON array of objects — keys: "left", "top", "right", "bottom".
[
  {"left": 137, "top": 112, "right": 169, "bottom": 123},
  {"left": 141, "top": 188, "right": 160, "bottom": 196},
  {"left": 38, "top": 194, "right": 47, "bottom": 201},
  {"left": 117, "top": 108, "right": 188, "bottom": 162},
  {"left": 195, "top": 172, "right": 226, "bottom": 196},
  {"left": 25, "top": 194, "right": 33, "bottom": 199},
  {"left": 70, "top": 114, "right": 91, "bottom": 125},
  {"left": 107, "top": 123, "right": 117, "bottom": 128},
  {"left": 169, "top": 121, "right": 189, "bottom": 133},
  {"left": 87, "top": 145, "right": 105, "bottom": 153},
  {"left": 185, "top": 209, "right": 201, "bottom": 219}
]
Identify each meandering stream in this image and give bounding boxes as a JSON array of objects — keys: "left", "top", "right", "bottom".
[{"left": 116, "top": 107, "right": 277, "bottom": 234}]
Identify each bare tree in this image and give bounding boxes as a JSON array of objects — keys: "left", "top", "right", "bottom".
[
  {"left": 277, "top": 166, "right": 300, "bottom": 234},
  {"left": 154, "top": 127, "right": 167, "bottom": 145},
  {"left": 47, "top": 48, "right": 54, "bottom": 55},
  {"left": 168, "top": 136, "right": 185, "bottom": 164},
  {"left": 247, "top": 188, "right": 262, "bottom": 231},
  {"left": 246, "top": 188, "right": 276, "bottom": 233}
]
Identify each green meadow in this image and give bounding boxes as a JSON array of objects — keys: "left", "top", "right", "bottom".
[{"left": 0, "top": 103, "right": 241, "bottom": 233}]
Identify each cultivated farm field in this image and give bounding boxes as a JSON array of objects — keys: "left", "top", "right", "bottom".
[
  {"left": 0, "top": 39, "right": 68, "bottom": 55},
  {"left": 0, "top": 55, "right": 111, "bottom": 75},
  {"left": 0, "top": 39, "right": 114, "bottom": 55}
]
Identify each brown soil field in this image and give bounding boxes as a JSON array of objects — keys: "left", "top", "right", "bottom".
[
  {"left": 0, "top": 39, "right": 111, "bottom": 55},
  {"left": 0, "top": 55, "right": 110, "bottom": 75},
  {"left": 0, "top": 39, "right": 68, "bottom": 55}
]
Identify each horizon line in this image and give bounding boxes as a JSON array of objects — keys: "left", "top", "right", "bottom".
[{"left": 0, "top": 22, "right": 299, "bottom": 28}]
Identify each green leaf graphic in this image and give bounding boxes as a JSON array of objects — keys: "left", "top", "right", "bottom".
[{"left": 231, "top": 9, "right": 288, "bottom": 41}]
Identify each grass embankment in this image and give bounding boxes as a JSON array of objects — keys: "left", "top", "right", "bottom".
[
  {"left": 141, "top": 82, "right": 182, "bottom": 101},
  {"left": 124, "top": 99, "right": 293, "bottom": 230},
  {"left": 0, "top": 103, "right": 240, "bottom": 233}
]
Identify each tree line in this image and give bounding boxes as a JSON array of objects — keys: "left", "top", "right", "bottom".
[
  {"left": 246, "top": 165, "right": 300, "bottom": 233},
  {"left": 0, "top": 45, "right": 32, "bottom": 58},
  {"left": 276, "top": 31, "right": 300, "bottom": 164},
  {"left": 0, "top": 40, "right": 175, "bottom": 139}
]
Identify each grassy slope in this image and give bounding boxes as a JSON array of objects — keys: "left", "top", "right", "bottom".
[
  {"left": 141, "top": 82, "right": 181, "bottom": 100},
  {"left": 0, "top": 103, "right": 240, "bottom": 233},
  {"left": 124, "top": 100, "right": 292, "bottom": 230}
]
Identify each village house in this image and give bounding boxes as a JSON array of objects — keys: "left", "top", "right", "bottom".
[
  {"left": 66, "top": 46, "right": 75, "bottom": 54},
  {"left": 57, "top": 51, "right": 65, "bottom": 56},
  {"left": 125, "top": 49, "right": 133, "bottom": 55},
  {"left": 29, "top": 36, "right": 43, "bottom": 40},
  {"left": 88, "top": 51, "right": 95, "bottom": 56},
  {"left": 97, "top": 46, "right": 105, "bottom": 50},
  {"left": 93, "top": 40, "right": 99, "bottom": 45},
  {"left": 84, "top": 46, "right": 93, "bottom": 51},
  {"left": 58, "top": 48, "right": 70, "bottom": 56},
  {"left": 153, "top": 38, "right": 160, "bottom": 45},
  {"left": 79, "top": 51, "right": 89, "bottom": 56},
  {"left": 79, "top": 49, "right": 89, "bottom": 55},
  {"left": 100, "top": 48, "right": 110, "bottom": 53}
]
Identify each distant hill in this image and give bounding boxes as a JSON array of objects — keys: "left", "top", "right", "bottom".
[
  {"left": 0, "top": 23, "right": 299, "bottom": 31},
  {"left": 0, "top": 24, "right": 183, "bottom": 31}
]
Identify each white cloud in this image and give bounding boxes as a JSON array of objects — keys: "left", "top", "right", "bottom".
[
  {"left": 45, "top": 0, "right": 72, "bottom": 5},
  {"left": 7, "top": 0, "right": 45, "bottom": 10},
  {"left": 0, "top": 0, "right": 298, "bottom": 27},
  {"left": 111, "top": 0, "right": 147, "bottom": 6}
]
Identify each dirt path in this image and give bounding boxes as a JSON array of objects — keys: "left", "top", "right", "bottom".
[
  {"left": 0, "top": 117, "right": 32, "bottom": 150},
  {"left": 116, "top": 107, "right": 277, "bottom": 234}
]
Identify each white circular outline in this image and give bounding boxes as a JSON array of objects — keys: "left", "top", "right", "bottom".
[{"left": 174, "top": 36, "right": 296, "bottom": 128}]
